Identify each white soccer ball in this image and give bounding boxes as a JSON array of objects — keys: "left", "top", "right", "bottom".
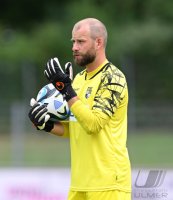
[{"left": 36, "top": 83, "right": 70, "bottom": 121}]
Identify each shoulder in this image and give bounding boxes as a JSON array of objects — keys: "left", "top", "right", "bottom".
[
  {"left": 77, "top": 69, "right": 86, "bottom": 77},
  {"left": 101, "top": 62, "right": 127, "bottom": 88},
  {"left": 74, "top": 69, "right": 86, "bottom": 80}
]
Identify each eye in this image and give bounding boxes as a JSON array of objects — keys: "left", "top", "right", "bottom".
[{"left": 78, "top": 40, "right": 83, "bottom": 43}]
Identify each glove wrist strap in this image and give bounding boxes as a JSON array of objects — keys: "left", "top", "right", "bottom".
[{"left": 63, "top": 85, "right": 77, "bottom": 102}]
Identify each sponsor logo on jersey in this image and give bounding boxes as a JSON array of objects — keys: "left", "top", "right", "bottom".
[{"left": 85, "top": 87, "right": 92, "bottom": 99}]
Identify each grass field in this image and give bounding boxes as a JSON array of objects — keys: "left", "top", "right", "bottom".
[
  {"left": 127, "top": 130, "right": 173, "bottom": 168},
  {"left": 0, "top": 129, "right": 173, "bottom": 168}
]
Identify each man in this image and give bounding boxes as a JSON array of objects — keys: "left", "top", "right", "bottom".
[{"left": 29, "top": 18, "right": 131, "bottom": 200}]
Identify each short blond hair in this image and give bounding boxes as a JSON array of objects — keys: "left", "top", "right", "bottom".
[{"left": 73, "top": 18, "right": 108, "bottom": 48}]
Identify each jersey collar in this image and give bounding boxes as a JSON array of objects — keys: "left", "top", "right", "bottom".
[{"left": 85, "top": 59, "right": 109, "bottom": 80}]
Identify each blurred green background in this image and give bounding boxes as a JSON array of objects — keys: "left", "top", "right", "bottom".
[{"left": 0, "top": 0, "right": 173, "bottom": 168}]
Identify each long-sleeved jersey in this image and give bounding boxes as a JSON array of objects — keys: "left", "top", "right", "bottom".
[{"left": 63, "top": 60, "right": 131, "bottom": 192}]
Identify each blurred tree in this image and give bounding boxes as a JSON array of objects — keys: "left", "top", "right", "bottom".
[
  {"left": 0, "top": 0, "right": 172, "bottom": 103},
  {"left": 0, "top": 0, "right": 71, "bottom": 30}
]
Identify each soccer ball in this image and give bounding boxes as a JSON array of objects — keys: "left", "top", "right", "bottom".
[{"left": 36, "top": 83, "right": 70, "bottom": 121}]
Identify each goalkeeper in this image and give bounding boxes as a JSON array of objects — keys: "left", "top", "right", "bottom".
[{"left": 28, "top": 18, "right": 131, "bottom": 200}]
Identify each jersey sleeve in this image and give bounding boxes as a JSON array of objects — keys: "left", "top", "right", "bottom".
[
  {"left": 93, "top": 65, "right": 127, "bottom": 116},
  {"left": 70, "top": 65, "right": 128, "bottom": 135}
]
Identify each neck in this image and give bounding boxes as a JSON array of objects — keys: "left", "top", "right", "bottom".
[{"left": 86, "top": 54, "right": 107, "bottom": 73}]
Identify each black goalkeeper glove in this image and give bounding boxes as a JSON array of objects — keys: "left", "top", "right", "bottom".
[
  {"left": 28, "top": 98, "right": 54, "bottom": 132},
  {"left": 44, "top": 57, "right": 76, "bottom": 102}
]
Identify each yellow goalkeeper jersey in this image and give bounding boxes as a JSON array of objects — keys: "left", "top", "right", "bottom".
[{"left": 64, "top": 60, "right": 131, "bottom": 192}]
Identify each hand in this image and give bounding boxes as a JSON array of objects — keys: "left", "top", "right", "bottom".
[
  {"left": 44, "top": 57, "right": 76, "bottom": 101},
  {"left": 28, "top": 98, "right": 54, "bottom": 132}
]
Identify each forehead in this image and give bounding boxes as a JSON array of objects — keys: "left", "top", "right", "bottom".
[{"left": 72, "top": 24, "right": 91, "bottom": 40}]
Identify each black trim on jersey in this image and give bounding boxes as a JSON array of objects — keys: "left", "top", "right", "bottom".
[
  {"left": 104, "top": 82, "right": 124, "bottom": 88},
  {"left": 79, "top": 70, "right": 86, "bottom": 76},
  {"left": 85, "top": 62, "right": 111, "bottom": 80},
  {"left": 92, "top": 63, "right": 126, "bottom": 116}
]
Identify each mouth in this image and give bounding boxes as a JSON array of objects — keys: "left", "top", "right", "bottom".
[
  {"left": 73, "top": 54, "right": 81, "bottom": 59},
  {"left": 73, "top": 52, "right": 80, "bottom": 56}
]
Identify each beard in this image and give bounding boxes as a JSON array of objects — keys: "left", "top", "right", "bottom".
[{"left": 73, "top": 50, "right": 96, "bottom": 67}]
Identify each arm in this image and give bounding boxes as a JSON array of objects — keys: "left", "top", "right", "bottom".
[
  {"left": 50, "top": 122, "right": 64, "bottom": 136},
  {"left": 50, "top": 121, "right": 69, "bottom": 137},
  {"left": 28, "top": 98, "right": 69, "bottom": 136},
  {"left": 44, "top": 58, "right": 127, "bottom": 134},
  {"left": 68, "top": 97, "right": 109, "bottom": 134},
  {"left": 68, "top": 66, "right": 127, "bottom": 134}
]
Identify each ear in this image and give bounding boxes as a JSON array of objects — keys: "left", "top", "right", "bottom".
[{"left": 95, "top": 37, "right": 103, "bottom": 49}]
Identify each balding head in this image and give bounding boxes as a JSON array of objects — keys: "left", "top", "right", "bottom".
[{"left": 73, "top": 18, "right": 108, "bottom": 48}]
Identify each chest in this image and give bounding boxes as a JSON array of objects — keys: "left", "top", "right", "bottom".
[{"left": 73, "top": 74, "right": 102, "bottom": 108}]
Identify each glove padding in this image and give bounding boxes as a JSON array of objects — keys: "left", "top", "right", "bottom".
[
  {"left": 28, "top": 98, "right": 54, "bottom": 132},
  {"left": 44, "top": 57, "right": 76, "bottom": 101}
]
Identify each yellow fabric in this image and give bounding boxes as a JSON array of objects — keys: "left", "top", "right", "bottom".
[
  {"left": 67, "top": 190, "right": 131, "bottom": 200},
  {"left": 68, "top": 60, "right": 131, "bottom": 192}
]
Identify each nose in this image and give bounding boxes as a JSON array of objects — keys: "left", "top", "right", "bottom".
[{"left": 72, "top": 42, "right": 79, "bottom": 52}]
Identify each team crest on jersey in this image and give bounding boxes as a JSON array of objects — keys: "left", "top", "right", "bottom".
[{"left": 85, "top": 87, "right": 92, "bottom": 99}]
